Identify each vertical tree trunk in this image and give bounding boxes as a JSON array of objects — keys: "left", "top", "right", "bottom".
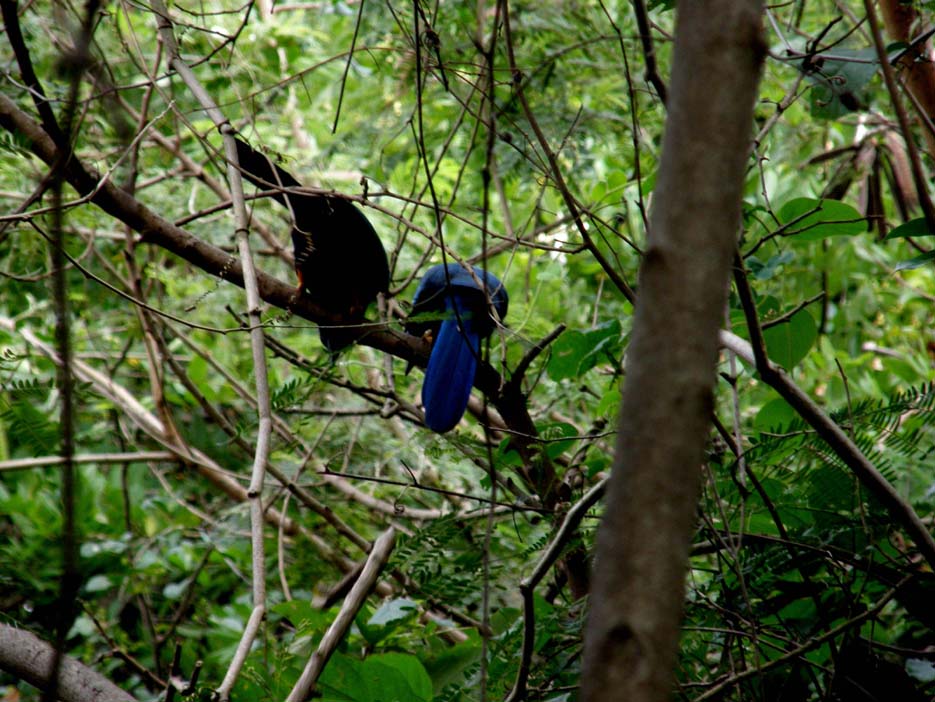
[{"left": 581, "top": 3, "right": 765, "bottom": 701}]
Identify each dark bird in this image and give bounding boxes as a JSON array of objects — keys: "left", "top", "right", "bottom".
[
  {"left": 234, "top": 137, "right": 389, "bottom": 351},
  {"left": 407, "top": 263, "right": 508, "bottom": 433}
]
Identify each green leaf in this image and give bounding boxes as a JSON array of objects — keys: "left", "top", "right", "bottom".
[
  {"left": 367, "top": 598, "right": 418, "bottom": 627},
  {"left": 777, "top": 198, "right": 865, "bottom": 241},
  {"left": 537, "top": 422, "right": 578, "bottom": 459},
  {"left": 747, "top": 251, "right": 795, "bottom": 280},
  {"left": 423, "top": 636, "right": 482, "bottom": 694},
  {"left": 271, "top": 599, "right": 332, "bottom": 637},
  {"left": 884, "top": 216, "right": 934, "bottom": 239},
  {"left": 495, "top": 437, "right": 525, "bottom": 467},
  {"left": 546, "top": 320, "right": 622, "bottom": 380},
  {"left": 906, "top": 659, "right": 935, "bottom": 683},
  {"left": 762, "top": 308, "right": 817, "bottom": 369},
  {"left": 357, "top": 598, "right": 419, "bottom": 646},
  {"left": 596, "top": 382, "right": 622, "bottom": 417},
  {"left": 754, "top": 398, "right": 796, "bottom": 432},
  {"left": 318, "top": 652, "right": 432, "bottom": 702},
  {"left": 802, "top": 48, "right": 878, "bottom": 119},
  {"left": 83, "top": 574, "right": 112, "bottom": 593},
  {"left": 895, "top": 249, "right": 935, "bottom": 271}
]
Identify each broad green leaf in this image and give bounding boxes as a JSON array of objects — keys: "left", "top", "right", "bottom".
[
  {"left": 802, "top": 48, "right": 878, "bottom": 119},
  {"left": 895, "top": 250, "right": 935, "bottom": 271},
  {"left": 777, "top": 198, "right": 865, "bottom": 241},
  {"left": 754, "top": 398, "right": 796, "bottom": 432},
  {"left": 423, "top": 637, "right": 482, "bottom": 693},
  {"left": 546, "top": 320, "right": 623, "bottom": 380},
  {"left": 596, "top": 382, "right": 622, "bottom": 417},
  {"left": 357, "top": 598, "right": 419, "bottom": 646},
  {"left": 367, "top": 598, "right": 418, "bottom": 627},
  {"left": 495, "top": 437, "right": 525, "bottom": 466},
  {"left": 271, "top": 600, "right": 332, "bottom": 636},
  {"left": 907, "top": 659, "right": 935, "bottom": 683},
  {"left": 319, "top": 652, "right": 432, "bottom": 702},
  {"left": 762, "top": 308, "right": 817, "bottom": 369},
  {"left": 537, "top": 422, "right": 577, "bottom": 459},
  {"left": 83, "top": 574, "right": 112, "bottom": 593},
  {"left": 747, "top": 251, "right": 795, "bottom": 280},
  {"left": 885, "top": 216, "right": 934, "bottom": 239}
]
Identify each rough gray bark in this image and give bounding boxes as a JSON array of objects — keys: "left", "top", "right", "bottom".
[
  {"left": 0, "top": 623, "right": 137, "bottom": 701},
  {"left": 581, "top": 3, "right": 766, "bottom": 701}
]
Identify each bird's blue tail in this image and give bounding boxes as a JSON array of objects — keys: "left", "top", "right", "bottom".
[{"left": 422, "top": 297, "right": 480, "bottom": 433}]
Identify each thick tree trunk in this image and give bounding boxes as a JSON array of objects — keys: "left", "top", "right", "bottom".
[{"left": 580, "top": 3, "right": 765, "bottom": 701}]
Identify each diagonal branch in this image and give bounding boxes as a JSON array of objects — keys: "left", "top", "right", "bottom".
[
  {"left": 286, "top": 528, "right": 397, "bottom": 702},
  {"left": 0, "top": 623, "right": 138, "bottom": 702}
]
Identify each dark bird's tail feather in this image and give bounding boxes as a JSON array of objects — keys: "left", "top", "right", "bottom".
[{"left": 234, "top": 137, "right": 303, "bottom": 213}]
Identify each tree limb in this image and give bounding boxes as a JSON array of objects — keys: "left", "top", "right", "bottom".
[
  {"left": 0, "top": 623, "right": 138, "bottom": 702},
  {"left": 286, "top": 528, "right": 397, "bottom": 702}
]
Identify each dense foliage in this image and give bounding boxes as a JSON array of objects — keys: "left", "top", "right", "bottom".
[{"left": 1, "top": 1, "right": 935, "bottom": 700}]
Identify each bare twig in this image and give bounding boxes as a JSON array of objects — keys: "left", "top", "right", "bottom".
[
  {"left": 0, "top": 315, "right": 354, "bottom": 576},
  {"left": 631, "top": 0, "right": 668, "bottom": 104},
  {"left": 691, "top": 575, "right": 912, "bottom": 701},
  {"left": 0, "top": 451, "right": 176, "bottom": 472},
  {"left": 150, "top": 3, "right": 273, "bottom": 696},
  {"left": 506, "top": 478, "right": 608, "bottom": 702},
  {"left": 2, "top": 1, "right": 108, "bottom": 697},
  {"left": 499, "top": 0, "right": 637, "bottom": 305},
  {"left": 864, "top": 0, "right": 935, "bottom": 229},
  {"left": 286, "top": 528, "right": 397, "bottom": 702},
  {"left": 506, "top": 323, "right": 566, "bottom": 392},
  {"left": 0, "top": 91, "right": 550, "bottom": 489}
]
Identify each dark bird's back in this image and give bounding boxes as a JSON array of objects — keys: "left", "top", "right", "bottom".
[{"left": 234, "top": 137, "right": 389, "bottom": 350}]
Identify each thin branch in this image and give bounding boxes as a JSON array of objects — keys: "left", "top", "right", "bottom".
[
  {"left": 0, "top": 91, "right": 548, "bottom": 492},
  {"left": 0, "top": 451, "right": 176, "bottom": 472},
  {"left": 506, "top": 478, "right": 608, "bottom": 702},
  {"left": 332, "top": 0, "right": 366, "bottom": 132},
  {"left": 150, "top": 4, "right": 272, "bottom": 696},
  {"left": 0, "top": 314, "right": 355, "bottom": 576},
  {"left": 27, "top": 1, "right": 105, "bottom": 697},
  {"left": 286, "top": 528, "right": 397, "bottom": 702},
  {"left": 691, "top": 575, "right": 912, "bottom": 701},
  {"left": 506, "top": 323, "right": 566, "bottom": 392},
  {"left": 631, "top": 0, "right": 668, "bottom": 104},
  {"left": 719, "top": 321, "right": 935, "bottom": 571},
  {"left": 499, "top": 0, "right": 636, "bottom": 305},
  {"left": 760, "top": 291, "right": 825, "bottom": 329}
]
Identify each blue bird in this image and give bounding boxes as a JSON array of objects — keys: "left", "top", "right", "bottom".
[{"left": 408, "top": 263, "right": 509, "bottom": 433}]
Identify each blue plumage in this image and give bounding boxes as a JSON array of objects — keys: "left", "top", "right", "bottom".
[{"left": 408, "top": 264, "right": 508, "bottom": 433}]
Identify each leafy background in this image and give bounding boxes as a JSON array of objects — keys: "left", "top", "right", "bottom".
[{"left": 1, "top": 1, "right": 935, "bottom": 700}]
